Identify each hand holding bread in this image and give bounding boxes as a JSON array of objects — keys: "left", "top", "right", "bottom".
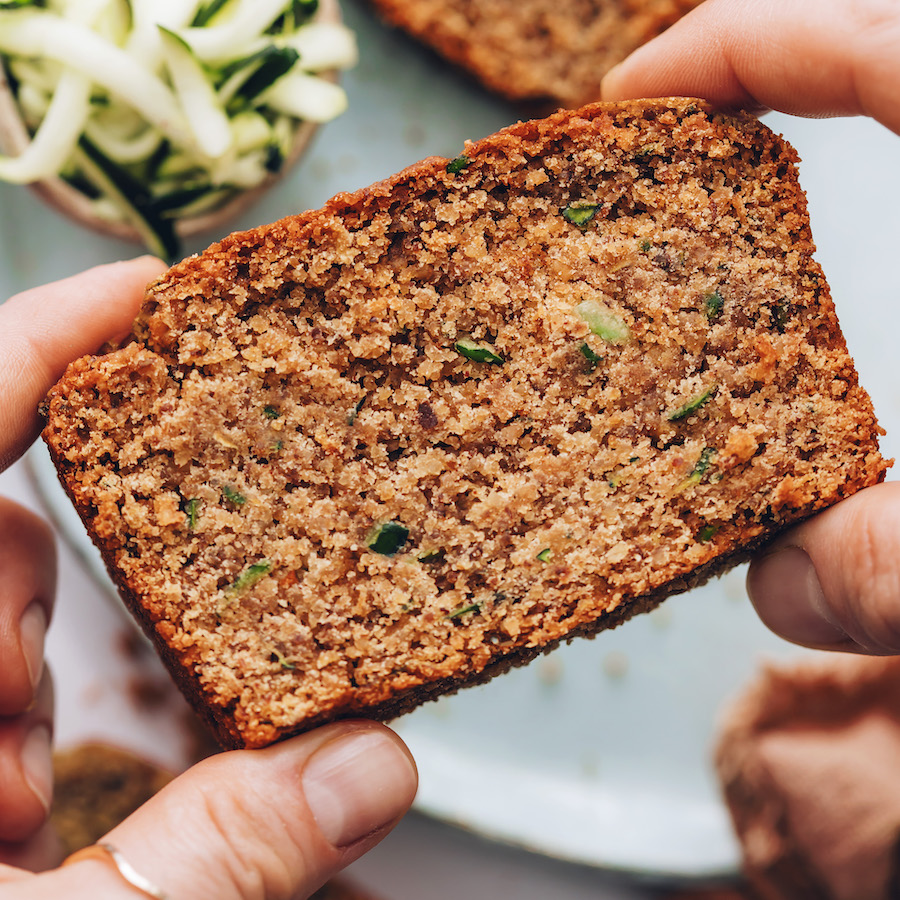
[
  {"left": 603, "top": 0, "right": 900, "bottom": 655},
  {"left": 0, "top": 261, "right": 417, "bottom": 897}
]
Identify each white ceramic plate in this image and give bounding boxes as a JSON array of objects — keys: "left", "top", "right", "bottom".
[{"left": 8, "top": 0, "right": 900, "bottom": 881}]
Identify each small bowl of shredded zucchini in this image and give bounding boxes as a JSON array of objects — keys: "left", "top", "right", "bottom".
[{"left": 0, "top": 0, "right": 356, "bottom": 260}]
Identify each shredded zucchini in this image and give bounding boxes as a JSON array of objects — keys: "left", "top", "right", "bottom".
[
  {"left": 73, "top": 136, "right": 179, "bottom": 260},
  {"left": 366, "top": 521, "right": 409, "bottom": 556},
  {"left": 178, "top": 0, "right": 297, "bottom": 63},
  {"left": 668, "top": 386, "right": 717, "bottom": 422},
  {"left": 0, "top": 0, "right": 356, "bottom": 259},
  {"left": 0, "top": 67, "right": 91, "bottom": 183},
  {"left": 278, "top": 22, "right": 356, "bottom": 71},
  {"left": 455, "top": 337, "right": 505, "bottom": 365},
  {"left": 575, "top": 299, "right": 632, "bottom": 345},
  {"left": 260, "top": 70, "right": 347, "bottom": 122}
]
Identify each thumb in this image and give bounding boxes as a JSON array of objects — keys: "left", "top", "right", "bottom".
[
  {"left": 747, "top": 482, "right": 900, "bottom": 655},
  {"left": 38, "top": 721, "right": 417, "bottom": 900}
]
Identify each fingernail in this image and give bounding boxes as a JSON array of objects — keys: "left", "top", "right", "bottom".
[
  {"left": 747, "top": 546, "right": 849, "bottom": 647},
  {"left": 20, "top": 603, "right": 47, "bottom": 692},
  {"left": 21, "top": 724, "right": 53, "bottom": 812},
  {"left": 302, "top": 729, "right": 417, "bottom": 847}
]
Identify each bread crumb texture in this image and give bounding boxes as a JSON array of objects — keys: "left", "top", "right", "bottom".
[
  {"left": 43, "top": 100, "right": 888, "bottom": 748},
  {"left": 367, "top": 0, "right": 704, "bottom": 108}
]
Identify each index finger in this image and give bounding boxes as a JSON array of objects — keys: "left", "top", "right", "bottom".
[
  {"left": 0, "top": 256, "right": 167, "bottom": 472},
  {"left": 601, "top": 0, "right": 900, "bottom": 137}
]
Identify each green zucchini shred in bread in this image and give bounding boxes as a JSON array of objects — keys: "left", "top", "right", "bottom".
[{"left": 43, "top": 99, "right": 889, "bottom": 749}]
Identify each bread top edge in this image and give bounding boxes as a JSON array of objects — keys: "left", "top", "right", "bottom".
[{"left": 141, "top": 96, "right": 791, "bottom": 293}]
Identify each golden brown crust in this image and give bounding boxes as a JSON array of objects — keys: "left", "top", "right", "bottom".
[
  {"left": 43, "top": 99, "right": 887, "bottom": 749},
  {"left": 366, "top": 0, "right": 704, "bottom": 109}
]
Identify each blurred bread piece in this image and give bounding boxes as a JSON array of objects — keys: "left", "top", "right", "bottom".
[
  {"left": 51, "top": 743, "right": 173, "bottom": 856},
  {"left": 367, "top": 0, "right": 704, "bottom": 108},
  {"left": 716, "top": 656, "right": 900, "bottom": 900}
]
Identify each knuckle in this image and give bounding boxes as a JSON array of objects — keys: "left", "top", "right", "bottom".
[
  {"left": 0, "top": 728, "right": 49, "bottom": 842},
  {"left": 185, "top": 764, "right": 313, "bottom": 900},
  {"left": 850, "top": 0, "right": 900, "bottom": 34}
]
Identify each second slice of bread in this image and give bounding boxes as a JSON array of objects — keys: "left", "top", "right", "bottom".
[
  {"left": 367, "top": 0, "right": 704, "bottom": 109},
  {"left": 43, "top": 99, "right": 887, "bottom": 748}
]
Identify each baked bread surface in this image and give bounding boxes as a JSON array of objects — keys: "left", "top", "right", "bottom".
[
  {"left": 367, "top": 0, "right": 704, "bottom": 108},
  {"left": 43, "top": 99, "right": 887, "bottom": 748}
]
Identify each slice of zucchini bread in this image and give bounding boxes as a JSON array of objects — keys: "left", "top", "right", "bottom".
[
  {"left": 367, "top": 0, "right": 704, "bottom": 109},
  {"left": 43, "top": 99, "right": 888, "bottom": 749}
]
